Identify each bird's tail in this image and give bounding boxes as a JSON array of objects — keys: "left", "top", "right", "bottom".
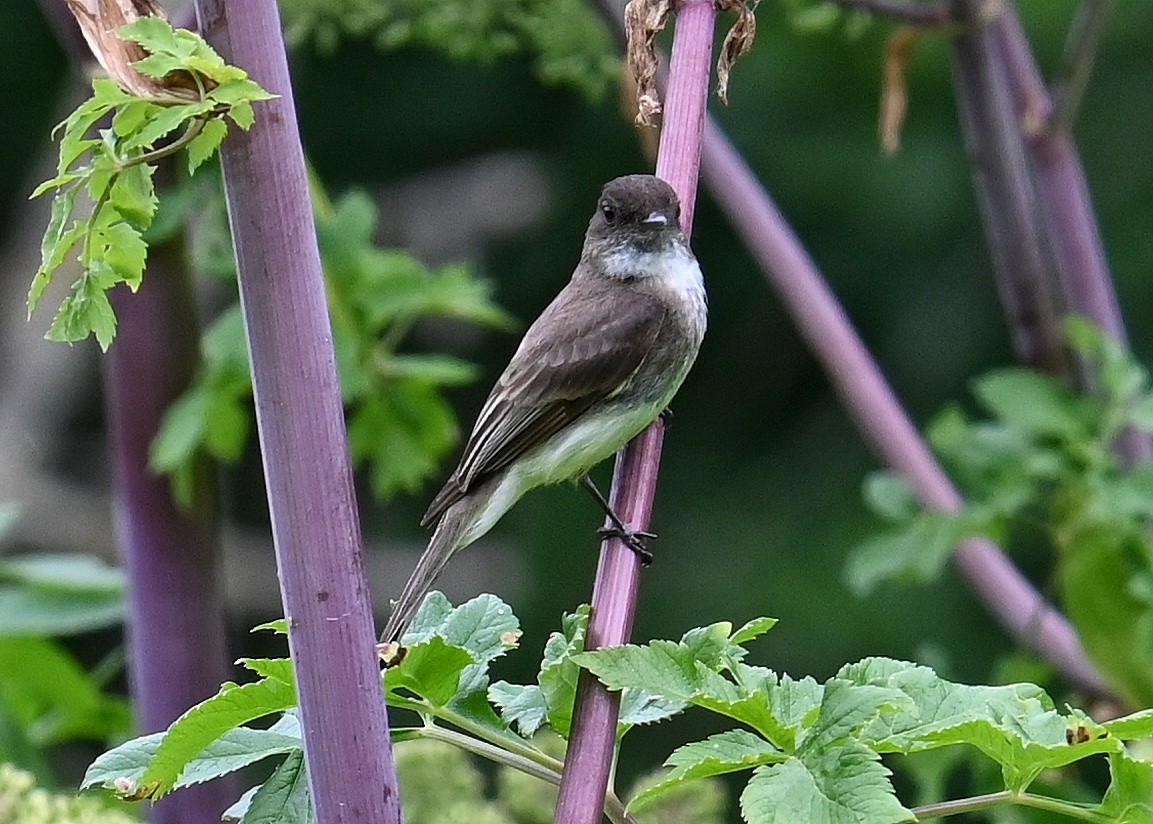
[{"left": 379, "top": 498, "right": 476, "bottom": 645}]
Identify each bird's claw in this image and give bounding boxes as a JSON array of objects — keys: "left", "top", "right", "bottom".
[
  {"left": 596, "top": 525, "right": 656, "bottom": 565},
  {"left": 659, "top": 406, "right": 673, "bottom": 425}
]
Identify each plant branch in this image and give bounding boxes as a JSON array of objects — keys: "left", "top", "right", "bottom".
[
  {"left": 191, "top": 1, "right": 402, "bottom": 822},
  {"left": 912, "top": 789, "right": 1111, "bottom": 822},
  {"left": 554, "top": 1, "right": 717, "bottom": 823},
  {"left": 1048, "top": 0, "right": 1114, "bottom": 136},
  {"left": 829, "top": 0, "right": 954, "bottom": 26},
  {"left": 696, "top": 115, "right": 1111, "bottom": 697}
]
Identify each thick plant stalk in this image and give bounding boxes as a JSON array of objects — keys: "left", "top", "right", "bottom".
[
  {"left": 191, "top": 2, "right": 402, "bottom": 822},
  {"left": 553, "top": 2, "right": 715, "bottom": 822},
  {"left": 106, "top": 243, "right": 237, "bottom": 824},
  {"left": 991, "top": 6, "right": 1152, "bottom": 464},
  {"left": 949, "top": 2, "right": 1069, "bottom": 377},
  {"left": 697, "top": 116, "right": 1109, "bottom": 696}
]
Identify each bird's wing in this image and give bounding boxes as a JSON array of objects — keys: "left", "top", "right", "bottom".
[{"left": 422, "top": 282, "right": 666, "bottom": 525}]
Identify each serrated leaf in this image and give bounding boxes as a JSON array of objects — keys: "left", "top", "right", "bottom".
[
  {"left": 488, "top": 682, "right": 548, "bottom": 738},
  {"left": 186, "top": 118, "right": 228, "bottom": 174},
  {"left": 30, "top": 185, "right": 84, "bottom": 316},
  {"left": 731, "top": 617, "right": 779, "bottom": 647},
  {"left": 251, "top": 618, "right": 289, "bottom": 635},
  {"left": 239, "top": 658, "right": 295, "bottom": 684},
  {"left": 131, "top": 52, "right": 188, "bottom": 80},
  {"left": 139, "top": 677, "right": 298, "bottom": 798},
  {"left": 111, "top": 100, "right": 156, "bottom": 138},
  {"left": 100, "top": 220, "right": 148, "bottom": 288},
  {"left": 402, "top": 592, "right": 519, "bottom": 664},
  {"left": 108, "top": 164, "right": 158, "bottom": 225},
  {"left": 209, "top": 78, "right": 277, "bottom": 106},
  {"left": 119, "top": 18, "right": 190, "bottom": 59},
  {"left": 385, "top": 634, "right": 475, "bottom": 707},
  {"left": 973, "top": 369, "right": 1088, "bottom": 439},
  {"left": 125, "top": 103, "right": 212, "bottom": 153},
  {"left": 1104, "top": 708, "right": 1153, "bottom": 740},
  {"left": 83, "top": 722, "right": 302, "bottom": 794},
  {"left": 229, "top": 101, "right": 256, "bottom": 129},
  {"left": 740, "top": 744, "right": 914, "bottom": 824},
  {"left": 629, "top": 729, "right": 785, "bottom": 812},
  {"left": 618, "top": 687, "right": 684, "bottom": 728},
  {"left": 241, "top": 749, "right": 312, "bottom": 824}
]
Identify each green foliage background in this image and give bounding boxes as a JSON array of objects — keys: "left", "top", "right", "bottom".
[{"left": 1, "top": 0, "right": 1152, "bottom": 810}]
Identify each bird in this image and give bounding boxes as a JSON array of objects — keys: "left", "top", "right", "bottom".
[{"left": 379, "top": 174, "right": 707, "bottom": 645}]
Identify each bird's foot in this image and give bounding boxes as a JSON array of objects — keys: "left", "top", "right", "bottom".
[
  {"left": 596, "top": 524, "right": 656, "bottom": 565},
  {"left": 659, "top": 406, "right": 673, "bottom": 426}
]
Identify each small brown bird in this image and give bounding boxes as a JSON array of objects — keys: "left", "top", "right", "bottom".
[{"left": 381, "top": 174, "right": 707, "bottom": 643}]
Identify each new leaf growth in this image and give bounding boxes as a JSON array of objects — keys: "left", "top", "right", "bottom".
[{"left": 29, "top": 16, "right": 273, "bottom": 350}]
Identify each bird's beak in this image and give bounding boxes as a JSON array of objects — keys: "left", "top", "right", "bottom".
[{"left": 642, "top": 211, "right": 669, "bottom": 227}]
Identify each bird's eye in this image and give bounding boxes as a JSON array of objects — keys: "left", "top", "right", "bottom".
[{"left": 601, "top": 202, "right": 616, "bottom": 224}]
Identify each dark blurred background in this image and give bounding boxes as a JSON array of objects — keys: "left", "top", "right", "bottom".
[{"left": 1, "top": 0, "right": 1150, "bottom": 796}]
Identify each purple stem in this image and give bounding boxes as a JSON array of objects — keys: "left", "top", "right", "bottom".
[
  {"left": 697, "top": 116, "right": 1110, "bottom": 695},
  {"left": 948, "top": 2, "right": 1069, "bottom": 376},
  {"left": 553, "top": 3, "right": 715, "bottom": 822},
  {"left": 992, "top": 7, "right": 1152, "bottom": 463},
  {"left": 105, "top": 244, "right": 237, "bottom": 824},
  {"left": 191, "top": 2, "right": 401, "bottom": 822}
]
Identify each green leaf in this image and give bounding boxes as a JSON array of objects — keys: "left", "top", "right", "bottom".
[
  {"left": 488, "top": 682, "right": 548, "bottom": 738},
  {"left": 537, "top": 608, "right": 589, "bottom": 737},
  {"left": 139, "top": 677, "right": 298, "bottom": 798},
  {"left": 731, "top": 617, "right": 779, "bottom": 647},
  {"left": 119, "top": 18, "right": 190, "bottom": 59},
  {"left": 973, "top": 368, "right": 1088, "bottom": 439},
  {"left": 379, "top": 353, "right": 479, "bottom": 385},
  {"left": 740, "top": 744, "right": 914, "bottom": 824},
  {"left": 99, "top": 221, "right": 148, "bottom": 288},
  {"left": 108, "top": 163, "right": 158, "bottom": 225},
  {"left": 149, "top": 387, "right": 211, "bottom": 472},
  {"left": 251, "top": 618, "right": 289, "bottom": 635},
  {"left": 385, "top": 634, "right": 475, "bottom": 707},
  {"left": 844, "top": 512, "right": 961, "bottom": 596},
  {"left": 29, "top": 185, "right": 84, "bottom": 316},
  {"left": 402, "top": 592, "right": 520, "bottom": 664},
  {"left": 1101, "top": 750, "right": 1153, "bottom": 823},
  {"left": 125, "top": 103, "right": 212, "bottom": 152},
  {"left": 862, "top": 472, "right": 918, "bottom": 522},
  {"left": 239, "top": 749, "right": 312, "bottom": 824},
  {"left": 131, "top": 53, "right": 188, "bottom": 80},
  {"left": 1059, "top": 526, "right": 1153, "bottom": 709},
  {"left": 1103, "top": 708, "right": 1153, "bottom": 740},
  {"left": 186, "top": 118, "right": 228, "bottom": 175},
  {"left": 0, "top": 637, "right": 131, "bottom": 746},
  {"left": 229, "top": 101, "right": 256, "bottom": 130},
  {"left": 629, "top": 729, "right": 786, "bottom": 812},
  {"left": 0, "top": 586, "right": 123, "bottom": 636},
  {"left": 0, "top": 553, "right": 124, "bottom": 595},
  {"left": 84, "top": 717, "right": 302, "bottom": 793}
]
